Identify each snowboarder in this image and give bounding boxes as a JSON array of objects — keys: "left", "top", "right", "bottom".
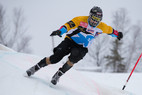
[{"left": 26, "top": 6, "right": 123, "bottom": 85}]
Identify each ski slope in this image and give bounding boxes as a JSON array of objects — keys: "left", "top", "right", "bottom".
[{"left": 0, "top": 45, "right": 135, "bottom": 95}]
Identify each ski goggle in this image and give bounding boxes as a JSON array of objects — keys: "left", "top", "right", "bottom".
[{"left": 91, "top": 15, "right": 101, "bottom": 22}]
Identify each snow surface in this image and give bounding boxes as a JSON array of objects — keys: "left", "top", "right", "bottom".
[{"left": 0, "top": 46, "right": 138, "bottom": 95}]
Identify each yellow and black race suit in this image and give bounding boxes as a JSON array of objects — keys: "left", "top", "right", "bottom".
[{"left": 59, "top": 16, "right": 118, "bottom": 48}]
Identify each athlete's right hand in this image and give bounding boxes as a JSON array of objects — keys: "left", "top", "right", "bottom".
[{"left": 50, "top": 30, "right": 62, "bottom": 37}]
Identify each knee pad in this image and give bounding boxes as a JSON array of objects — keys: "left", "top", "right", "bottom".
[
  {"left": 49, "top": 54, "right": 62, "bottom": 64},
  {"left": 69, "top": 48, "right": 88, "bottom": 63},
  {"left": 69, "top": 48, "right": 79, "bottom": 63}
]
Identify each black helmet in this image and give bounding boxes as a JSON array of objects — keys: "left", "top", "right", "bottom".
[{"left": 88, "top": 6, "right": 103, "bottom": 27}]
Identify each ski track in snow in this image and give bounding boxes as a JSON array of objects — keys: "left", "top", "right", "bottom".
[{"left": 0, "top": 50, "right": 135, "bottom": 95}]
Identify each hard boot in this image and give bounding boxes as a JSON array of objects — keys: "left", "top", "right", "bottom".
[
  {"left": 51, "top": 60, "right": 73, "bottom": 85},
  {"left": 26, "top": 57, "right": 48, "bottom": 77},
  {"left": 51, "top": 69, "right": 64, "bottom": 85}
]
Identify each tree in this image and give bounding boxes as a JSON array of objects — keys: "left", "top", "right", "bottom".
[
  {"left": 88, "top": 35, "right": 109, "bottom": 67},
  {"left": 112, "top": 8, "right": 130, "bottom": 33},
  {"left": 105, "top": 40, "right": 124, "bottom": 72},
  {"left": 104, "top": 8, "right": 130, "bottom": 72},
  {"left": 10, "top": 8, "right": 32, "bottom": 53},
  {"left": 0, "top": 4, "right": 9, "bottom": 46},
  {"left": 0, "top": 4, "right": 32, "bottom": 53},
  {"left": 127, "top": 22, "right": 142, "bottom": 72},
  {"left": 111, "top": 8, "right": 142, "bottom": 72}
]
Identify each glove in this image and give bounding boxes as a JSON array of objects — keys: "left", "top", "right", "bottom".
[
  {"left": 117, "top": 32, "right": 123, "bottom": 40},
  {"left": 50, "top": 30, "right": 62, "bottom": 37}
]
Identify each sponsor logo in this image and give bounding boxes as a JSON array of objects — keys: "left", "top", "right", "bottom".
[
  {"left": 67, "top": 21, "right": 75, "bottom": 28},
  {"left": 79, "top": 22, "right": 88, "bottom": 28},
  {"left": 87, "top": 29, "right": 94, "bottom": 33}
]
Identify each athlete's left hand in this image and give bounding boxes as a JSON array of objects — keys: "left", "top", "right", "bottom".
[{"left": 117, "top": 32, "right": 123, "bottom": 40}]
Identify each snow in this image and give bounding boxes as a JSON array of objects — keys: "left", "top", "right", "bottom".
[
  {"left": 0, "top": 44, "right": 15, "bottom": 52},
  {"left": 0, "top": 45, "right": 139, "bottom": 95}
]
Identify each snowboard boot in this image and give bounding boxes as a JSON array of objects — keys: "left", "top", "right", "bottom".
[
  {"left": 51, "top": 69, "right": 64, "bottom": 85},
  {"left": 26, "top": 57, "right": 48, "bottom": 77}
]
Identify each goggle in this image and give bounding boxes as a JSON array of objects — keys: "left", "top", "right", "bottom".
[{"left": 90, "top": 15, "right": 101, "bottom": 22}]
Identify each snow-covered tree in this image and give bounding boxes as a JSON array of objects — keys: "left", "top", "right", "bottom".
[
  {"left": 0, "top": 4, "right": 32, "bottom": 53},
  {"left": 87, "top": 35, "right": 109, "bottom": 67},
  {"left": 104, "top": 8, "right": 130, "bottom": 72},
  {"left": 0, "top": 4, "right": 9, "bottom": 45},
  {"left": 128, "top": 22, "right": 142, "bottom": 72},
  {"left": 105, "top": 39, "right": 124, "bottom": 72}
]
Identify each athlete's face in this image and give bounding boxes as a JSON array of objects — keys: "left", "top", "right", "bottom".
[
  {"left": 88, "top": 14, "right": 101, "bottom": 27},
  {"left": 89, "top": 18, "right": 99, "bottom": 26}
]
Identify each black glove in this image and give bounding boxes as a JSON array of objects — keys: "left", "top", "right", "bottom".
[
  {"left": 50, "top": 30, "right": 62, "bottom": 37},
  {"left": 117, "top": 32, "right": 123, "bottom": 40}
]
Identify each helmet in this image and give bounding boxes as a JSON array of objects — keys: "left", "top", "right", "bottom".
[{"left": 88, "top": 6, "right": 103, "bottom": 27}]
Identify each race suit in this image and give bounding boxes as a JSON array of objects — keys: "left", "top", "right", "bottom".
[{"left": 59, "top": 16, "right": 118, "bottom": 48}]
